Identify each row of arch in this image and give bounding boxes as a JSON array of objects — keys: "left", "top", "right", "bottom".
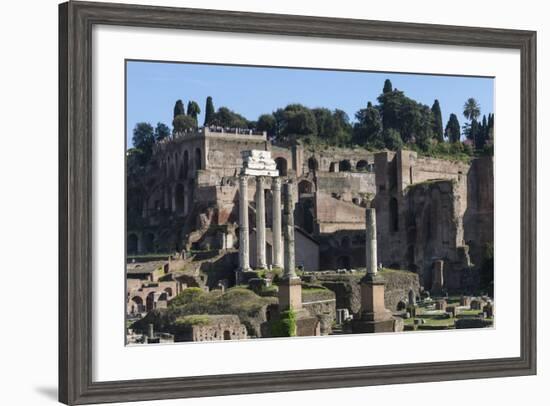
[
  {"left": 128, "top": 287, "right": 174, "bottom": 313},
  {"left": 145, "top": 181, "right": 190, "bottom": 217},
  {"left": 307, "top": 157, "right": 372, "bottom": 173},
  {"left": 127, "top": 232, "right": 155, "bottom": 254},
  {"left": 164, "top": 147, "right": 202, "bottom": 180}
]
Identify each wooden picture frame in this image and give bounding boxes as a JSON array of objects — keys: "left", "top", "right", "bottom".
[{"left": 59, "top": 1, "right": 536, "bottom": 404}]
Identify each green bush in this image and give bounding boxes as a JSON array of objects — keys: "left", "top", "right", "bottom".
[
  {"left": 270, "top": 309, "right": 297, "bottom": 337},
  {"left": 169, "top": 287, "right": 205, "bottom": 307}
]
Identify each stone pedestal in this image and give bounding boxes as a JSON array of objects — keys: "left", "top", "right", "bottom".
[
  {"left": 278, "top": 276, "right": 302, "bottom": 311},
  {"left": 352, "top": 274, "right": 396, "bottom": 333}
]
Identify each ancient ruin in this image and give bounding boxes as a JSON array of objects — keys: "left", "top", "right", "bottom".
[{"left": 126, "top": 124, "right": 494, "bottom": 343}]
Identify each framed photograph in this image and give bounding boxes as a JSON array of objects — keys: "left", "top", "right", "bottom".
[{"left": 59, "top": 1, "right": 536, "bottom": 404}]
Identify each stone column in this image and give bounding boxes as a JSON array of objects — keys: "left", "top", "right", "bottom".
[
  {"left": 366, "top": 208, "right": 378, "bottom": 276},
  {"left": 238, "top": 175, "right": 251, "bottom": 273},
  {"left": 279, "top": 181, "right": 301, "bottom": 311},
  {"left": 432, "top": 259, "right": 444, "bottom": 293},
  {"left": 271, "top": 177, "right": 283, "bottom": 268},
  {"left": 351, "top": 207, "right": 399, "bottom": 333},
  {"left": 255, "top": 176, "right": 267, "bottom": 269},
  {"left": 282, "top": 182, "right": 296, "bottom": 279}
]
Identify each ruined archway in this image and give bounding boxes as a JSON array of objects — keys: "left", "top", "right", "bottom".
[
  {"left": 195, "top": 148, "right": 202, "bottom": 171},
  {"left": 308, "top": 157, "right": 318, "bottom": 172},
  {"left": 144, "top": 232, "right": 155, "bottom": 253},
  {"left": 183, "top": 150, "right": 189, "bottom": 178},
  {"left": 356, "top": 160, "right": 368, "bottom": 171},
  {"left": 275, "top": 157, "right": 288, "bottom": 176},
  {"left": 175, "top": 183, "right": 186, "bottom": 214},
  {"left": 336, "top": 255, "right": 351, "bottom": 270},
  {"left": 389, "top": 197, "right": 399, "bottom": 232},
  {"left": 130, "top": 296, "right": 144, "bottom": 313},
  {"left": 127, "top": 233, "right": 138, "bottom": 255},
  {"left": 339, "top": 160, "right": 351, "bottom": 172},
  {"left": 298, "top": 180, "right": 313, "bottom": 195},
  {"left": 145, "top": 292, "right": 155, "bottom": 312}
]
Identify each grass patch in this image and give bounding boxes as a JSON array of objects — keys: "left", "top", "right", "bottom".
[{"left": 175, "top": 315, "right": 211, "bottom": 326}]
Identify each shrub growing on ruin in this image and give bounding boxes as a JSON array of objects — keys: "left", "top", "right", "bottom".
[{"left": 270, "top": 309, "right": 297, "bottom": 337}]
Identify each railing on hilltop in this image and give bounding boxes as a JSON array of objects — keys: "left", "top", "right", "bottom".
[
  {"left": 169, "top": 126, "right": 266, "bottom": 140},
  {"left": 153, "top": 127, "right": 267, "bottom": 153}
]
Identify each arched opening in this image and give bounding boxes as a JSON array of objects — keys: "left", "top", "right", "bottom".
[
  {"left": 144, "top": 233, "right": 155, "bottom": 253},
  {"left": 158, "top": 292, "right": 168, "bottom": 301},
  {"left": 397, "top": 300, "right": 407, "bottom": 311},
  {"left": 175, "top": 183, "right": 186, "bottom": 214},
  {"left": 145, "top": 292, "right": 155, "bottom": 312},
  {"left": 183, "top": 150, "right": 189, "bottom": 178},
  {"left": 127, "top": 234, "right": 138, "bottom": 255},
  {"left": 308, "top": 157, "right": 318, "bottom": 172},
  {"left": 389, "top": 198, "right": 399, "bottom": 232},
  {"left": 341, "top": 236, "right": 351, "bottom": 249},
  {"left": 298, "top": 180, "right": 313, "bottom": 195},
  {"left": 329, "top": 162, "right": 338, "bottom": 172},
  {"left": 223, "top": 331, "right": 231, "bottom": 340},
  {"left": 339, "top": 160, "right": 351, "bottom": 172},
  {"left": 130, "top": 296, "right": 144, "bottom": 314},
  {"left": 275, "top": 157, "right": 288, "bottom": 176},
  {"left": 336, "top": 255, "right": 351, "bottom": 270},
  {"left": 195, "top": 148, "right": 202, "bottom": 171},
  {"left": 352, "top": 234, "right": 365, "bottom": 246},
  {"left": 164, "top": 287, "right": 173, "bottom": 297},
  {"left": 356, "top": 160, "right": 368, "bottom": 171}
]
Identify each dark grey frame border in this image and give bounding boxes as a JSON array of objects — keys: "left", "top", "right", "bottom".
[{"left": 59, "top": 1, "right": 537, "bottom": 404}]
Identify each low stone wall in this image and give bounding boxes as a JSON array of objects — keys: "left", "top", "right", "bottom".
[
  {"left": 308, "top": 270, "right": 420, "bottom": 314},
  {"left": 303, "top": 298, "right": 336, "bottom": 335},
  {"left": 380, "top": 269, "right": 421, "bottom": 311}
]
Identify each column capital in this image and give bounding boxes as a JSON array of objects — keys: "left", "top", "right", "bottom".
[{"left": 272, "top": 176, "right": 282, "bottom": 189}]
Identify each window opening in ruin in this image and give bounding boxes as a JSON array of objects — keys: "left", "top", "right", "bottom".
[
  {"left": 275, "top": 157, "right": 288, "bottom": 176},
  {"left": 389, "top": 198, "right": 399, "bottom": 232}
]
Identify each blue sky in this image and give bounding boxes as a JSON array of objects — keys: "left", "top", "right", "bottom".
[{"left": 126, "top": 60, "right": 494, "bottom": 147}]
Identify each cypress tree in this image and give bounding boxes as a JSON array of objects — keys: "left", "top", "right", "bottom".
[
  {"left": 186, "top": 101, "right": 201, "bottom": 127},
  {"left": 173, "top": 99, "right": 185, "bottom": 118},
  {"left": 431, "top": 99, "right": 444, "bottom": 142},
  {"left": 383, "top": 79, "right": 393, "bottom": 94},
  {"left": 445, "top": 113, "right": 461, "bottom": 143},
  {"left": 204, "top": 96, "right": 215, "bottom": 126}
]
